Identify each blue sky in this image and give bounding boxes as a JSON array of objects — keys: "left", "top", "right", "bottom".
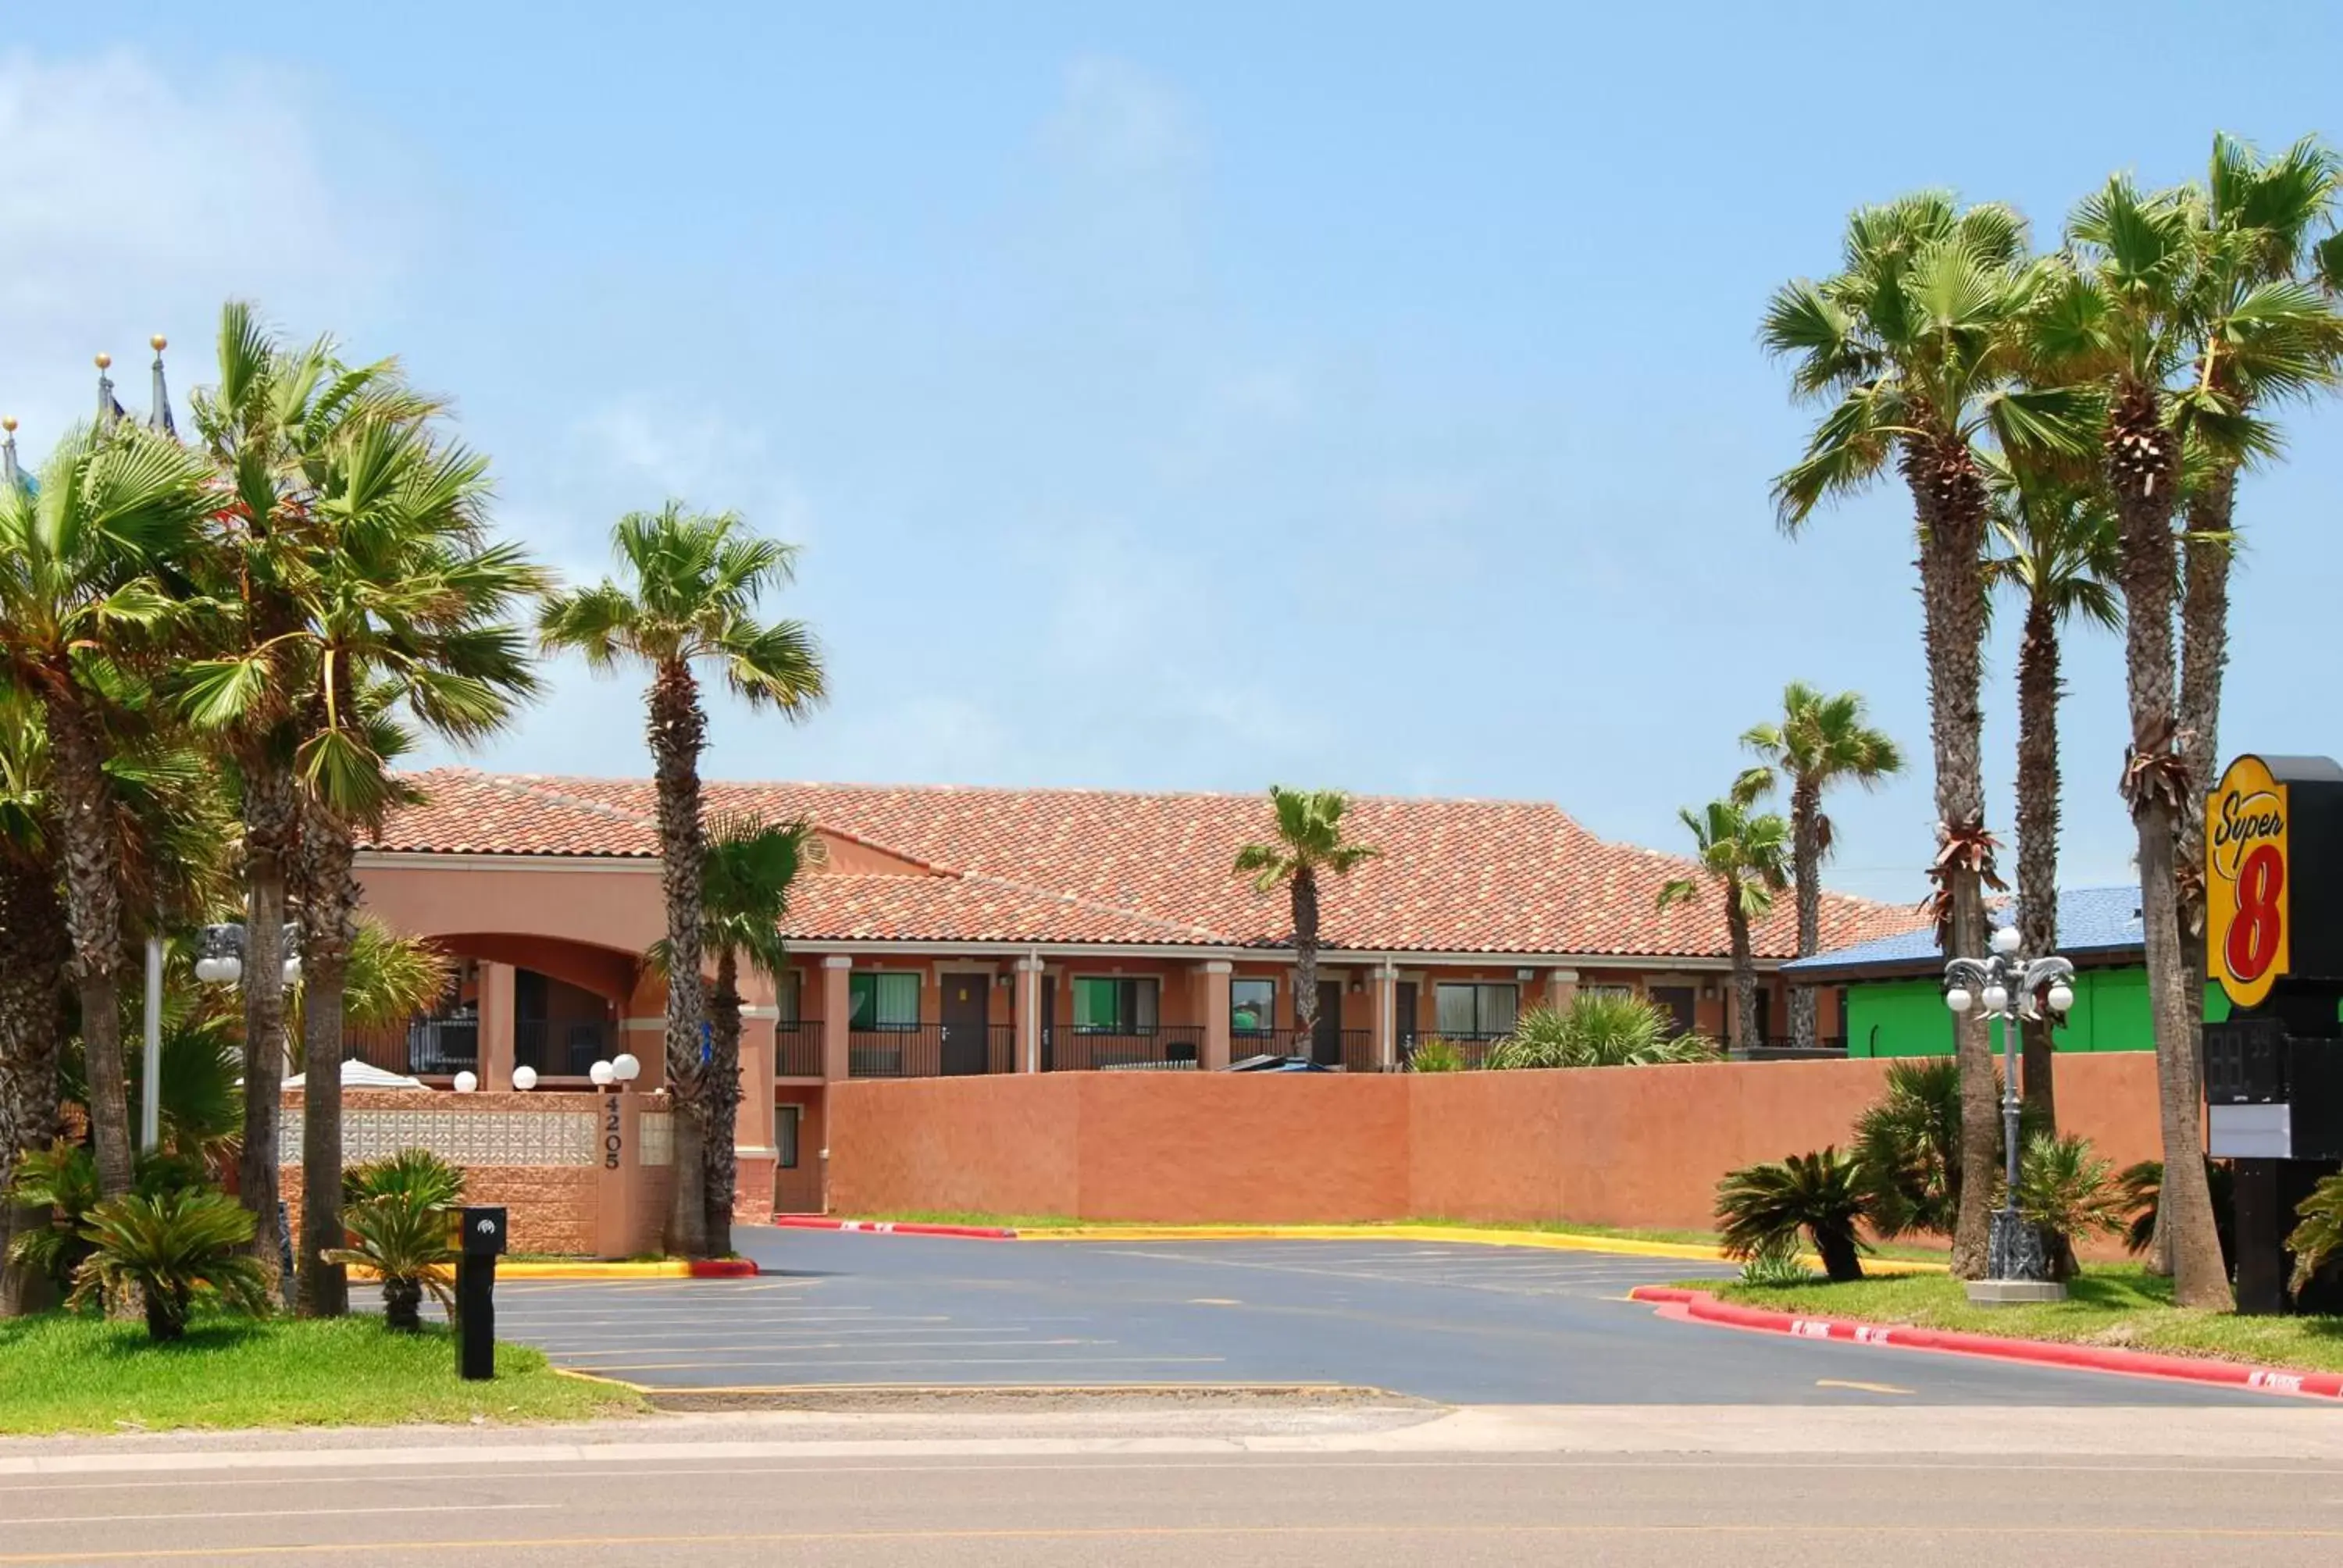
[{"left": 8, "top": 2, "right": 2340, "bottom": 902}]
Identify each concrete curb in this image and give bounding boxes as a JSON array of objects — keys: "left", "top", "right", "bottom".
[
  {"left": 1629, "top": 1285, "right": 2343, "bottom": 1400},
  {"left": 1014, "top": 1222, "right": 1942, "bottom": 1273},
  {"left": 770, "top": 1217, "right": 1017, "bottom": 1241},
  {"left": 498, "top": 1259, "right": 758, "bottom": 1279}
]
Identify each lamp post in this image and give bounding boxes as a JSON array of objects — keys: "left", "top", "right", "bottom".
[{"left": 1943, "top": 924, "right": 2077, "bottom": 1286}]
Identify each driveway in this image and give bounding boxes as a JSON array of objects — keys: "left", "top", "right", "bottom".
[{"left": 486, "top": 1226, "right": 2269, "bottom": 1406}]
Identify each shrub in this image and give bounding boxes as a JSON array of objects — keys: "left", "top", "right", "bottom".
[
  {"left": 343, "top": 1149, "right": 465, "bottom": 1211},
  {"left": 1852, "top": 1057, "right": 1962, "bottom": 1238},
  {"left": 2015, "top": 1133, "right": 2127, "bottom": 1281},
  {"left": 1737, "top": 1231, "right": 1813, "bottom": 1287},
  {"left": 5, "top": 1142, "right": 212, "bottom": 1295},
  {"left": 1485, "top": 995, "right": 1719, "bottom": 1069},
  {"left": 325, "top": 1192, "right": 457, "bottom": 1331},
  {"left": 1716, "top": 1146, "right": 1873, "bottom": 1283},
  {"left": 2118, "top": 1158, "right": 2235, "bottom": 1274},
  {"left": 1405, "top": 1036, "right": 1469, "bottom": 1073},
  {"left": 2288, "top": 1172, "right": 2343, "bottom": 1300},
  {"left": 70, "top": 1188, "right": 273, "bottom": 1342}
]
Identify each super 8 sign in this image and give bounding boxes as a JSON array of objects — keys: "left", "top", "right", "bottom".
[{"left": 2208, "top": 754, "right": 2343, "bottom": 1010}]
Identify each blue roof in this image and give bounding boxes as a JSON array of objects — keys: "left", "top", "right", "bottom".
[{"left": 1781, "top": 886, "right": 2145, "bottom": 978}]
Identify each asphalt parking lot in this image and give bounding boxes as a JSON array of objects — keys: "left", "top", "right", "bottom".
[{"left": 480, "top": 1227, "right": 2270, "bottom": 1406}]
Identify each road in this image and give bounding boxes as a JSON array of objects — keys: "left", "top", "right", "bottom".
[
  {"left": 6, "top": 1442, "right": 2342, "bottom": 1566},
  {"left": 488, "top": 1227, "right": 2270, "bottom": 1405}
]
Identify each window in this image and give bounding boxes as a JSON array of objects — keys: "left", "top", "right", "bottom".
[
  {"left": 848, "top": 972, "right": 920, "bottom": 1031},
  {"left": 1435, "top": 982, "right": 1517, "bottom": 1038},
  {"left": 1074, "top": 977, "right": 1158, "bottom": 1033},
  {"left": 775, "top": 970, "right": 802, "bottom": 1025},
  {"left": 777, "top": 1104, "right": 801, "bottom": 1169},
  {"left": 1230, "top": 978, "right": 1275, "bottom": 1037}
]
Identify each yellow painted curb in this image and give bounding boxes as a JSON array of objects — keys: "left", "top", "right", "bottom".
[
  {"left": 1017, "top": 1222, "right": 1944, "bottom": 1275},
  {"left": 348, "top": 1260, "right": 719, "bottom": 1281}
]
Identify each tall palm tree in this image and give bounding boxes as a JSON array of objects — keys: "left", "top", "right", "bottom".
[
  {"left": 0, "top": 683, "right": 67, "bottom": 1315},
  {"left": 1763, "top": 193, "right": 2090, "bottom": 1277},
  {"left": 0, "top": 421, "right": 218, "bottom": 1202},
  {"left": 1739, "top": 683, "right": 1903, "bottom": 1051},
  {"left": 540, "top": 504, "right": 825, "bottom": 1258},
  {"left": 651, "top": 814, "right": 818, "bottom": 1253},
  {"left": 1985, "top": 466, "right": 2120, "bottom": 1133},
  {"left": 1657, "top": 793, "right": 1790, "bottom": 1052},
  {"left": 1232, "top": 787, "right": 1381, "bottom": 1057}
]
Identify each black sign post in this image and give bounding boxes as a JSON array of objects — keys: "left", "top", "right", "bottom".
[{"left": 451, "top": 1205, "right": 508, "bottom": 1380}]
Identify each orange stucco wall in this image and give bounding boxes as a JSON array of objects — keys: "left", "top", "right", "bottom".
[{"left": 829, "top": 1053, "right": 2164, "bottom": 1231}]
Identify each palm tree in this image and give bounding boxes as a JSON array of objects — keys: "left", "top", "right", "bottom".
[
  {"left": 1763, "top": 193, "right": 2090, "bottom": 1278},
  {"left": 1656, "top": 792, "right": 1791, "bottom": 1051},
  {"left": 1985, "top": 466, "right": 2120, "bottom": 1132},
  {"left": 0, "top": 685, "right": 67, "bottom": 1315},
  {"left": 0, "top": 421, "right": 218, "bottom": 1203},
  {"left": 540, "top": 504, "right": 825, "bottom": 1258},
  {"left": 1739, "top": 683, "right": 1903, "bottom": 1052},
  {"left": 1232, "top": 787, "right": 1381, "bottom": 1058},
  {"left": 651, "top": 814, "right": 818, "bottom": 1253}
]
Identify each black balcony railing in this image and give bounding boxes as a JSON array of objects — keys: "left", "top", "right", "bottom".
[
  {"left": 1050, "top": 1025, "right": 1204, "bottom": 1072},
  {"left": 1397, "top": 1030, "right": 1508, "bottom": 1070},
  {"left": 774, "top": 1019, "right": 823, "bottom": 1078},
  {"left": 1233, "top": 1027, "right": 1377, "bottom": 1071},
  {"left": 849, "top": 1023, "right": 1015, "bottom": 1078},
  {"left": 517, "top": 1017, "right": 615, "bottom": 1078},
  {"left": 342, "top": 1014, "right": 480, "bottom": 1078}
]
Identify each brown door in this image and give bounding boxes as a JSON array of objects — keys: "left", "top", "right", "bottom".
[
  {"left": 1652, "top": 986, "right": 1697, "bottom": 1037},
  {"left": 1040, "top": 975, "right": 1057, "bottom": 1071},
  {"left": 1394, "top": 982, "right": 1418, "bottom": 1064},
  {"left": 941, "top": 975, "right": 990, "bottom": 1075},
  {"left": 1313, "top": 980, "right": 1343, "bottom": 1066}
]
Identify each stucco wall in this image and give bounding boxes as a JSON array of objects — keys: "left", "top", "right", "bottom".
[{"left": 829, "top": 1053, "right": 2165, "bottom": 1231}]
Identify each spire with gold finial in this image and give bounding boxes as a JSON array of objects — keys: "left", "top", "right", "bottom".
[
  {"left": 148, "top": 335, "right": 177, "bottom": 438},
  {"left": 95, "top": 351, "right": 127, "bottom": 428},
  {"left": 2, "top": 415, "right": 18, "bottom": 490}
]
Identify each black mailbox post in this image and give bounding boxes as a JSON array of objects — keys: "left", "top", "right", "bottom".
[{"left": 452, "top": 1205, "right": 508, "bottom": 1380}]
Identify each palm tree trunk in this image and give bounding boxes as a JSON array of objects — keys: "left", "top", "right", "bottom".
[
  {"left": 43, "top": 694, "right": 134, "bottom": 1200},
  {"left": 2110, "top": 386, "right": 2230, "bottom": 1310},
  {"left": 1788, "top": 779, "right": 1821, "bottom": 1051},
  {"left": 649, "top": 659, "right": 710, "bottom": 1260},
  {"left": 237, "top": 756, "right": 300, "bottom": 1288},
  {"left": 1289, "top": 866, "right": 1320, "bottom": 1051},
  {"left": 1726, "top": 883, "right": 1759, "bottom": 1050},
  {"left": 703, "top": 946, "right": 743, "bottom": 1255},
  {"left": 1904, "top": 436, "right": 1998, "bottom": 1280},
  {"left": 2173, "top": 476, "right": 2231, "bottom": 1248},
  {"left": 2014, "top": 597, "right": 2062, "bottom": 1133},
  {"left": 0, "top": 852, "right": 67, "bottom": 1315},
  {"left": 295, "top": 799, "right": 358, "bottom": 1317}
]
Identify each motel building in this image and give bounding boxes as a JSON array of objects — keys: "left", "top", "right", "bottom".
[{"left": 348, "top": 769, "right": 1917, "bottom": 1224}]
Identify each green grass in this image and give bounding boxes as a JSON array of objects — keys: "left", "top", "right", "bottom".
[
  {"left": 1701, "top": 1266, "right": 2343, "bottom": 1373},
  {"left": 0, "top": 1312, "right": 644, "bottom": 1435}
]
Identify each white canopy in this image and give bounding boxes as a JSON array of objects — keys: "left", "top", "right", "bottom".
[{"left": 281, "top": 1060, "right": 429, "bottom": 1091}]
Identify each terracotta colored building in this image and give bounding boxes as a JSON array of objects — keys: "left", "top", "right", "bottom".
[{"left": 355, "top": 769, "right": 1918, "bottom": 1217}]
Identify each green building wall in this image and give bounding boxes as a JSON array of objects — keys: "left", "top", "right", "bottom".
[{"left": 1844, "top": 968, "right": 2232, "bottom": 1058}]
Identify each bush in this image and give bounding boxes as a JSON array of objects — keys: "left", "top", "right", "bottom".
[
  {"left": 1716, "top": 1147, "right": 1873, "bottom": 1283},
  {"left": 2016, "top": 1133, "right": 2127, "bottom": 1281},
  {"left": 1484, "top": 995, "right": 1719, "bottom": 1069},
  {"left": 1737, "top": 1231, "right": 1813, "bottom": 1287},
  {"left": 1405, "top": 1036, "right": 1469, "bottom": 1073},
  {"left": 2120, "top": 1159, "right": 2236, "bottom": 1274},
  {"left": 2288, "top": 1172, "right": 2343, "bottom": 1300},
  {"left": 344, "top": 1149, "right": 465, "bottom": 1211},
  {"left": 326, "top": 1192, "right": 456, "bottom": 1331},
  {"left": 1852, "top": 1057, "right": 1962, "bottom": 1238},
  {"left": 70, "top": 1188, "right": 272, "bottom": 1342},
  {"left": 5, "top": 1141, "right": 211, "bottom": 1296}
]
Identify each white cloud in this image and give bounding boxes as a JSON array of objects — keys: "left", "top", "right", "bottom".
[
  {"left": 0, "top": 48, "right": 398, "bottom": 442},
  {"left": 572, "top": 400, "right": 818, "bottom": 545}
]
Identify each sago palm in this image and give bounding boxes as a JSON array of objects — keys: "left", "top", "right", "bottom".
[
  {"left": 1985, "top": 463, "right": 2120, "bottom": 1132},
  {"left": 1656, "top": 793, "right": 1789, "bottom": 1051},
  {"left": 324, "top": 1189, "right": 456, "bottom": 1332},
  {"left": 1234, "top": 787, "right": 1380, "bottom": 1057},
  {"left": 0, "top": 421, "right": 218, "bottom": 1203},
  {"left": 70, "top": 1187, "right": 272, "bottom": 1343},
  {"left": 1715, "top": 1147, "right": 1874, "bottom": 1283},
  {"left": 1739, "top": 682, "right": 1903, "bottom": 1051},
  {"left": 540, "top": 503, "right": 826, "bottom": 1258},
  {"left": 650, "top": 814, "right": 818, "bottom": 1252},
  {"left": 1765, "top": 193, "right": 2091, "bottom": 1278}
]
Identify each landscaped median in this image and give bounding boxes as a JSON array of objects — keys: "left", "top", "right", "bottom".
[{"left": 1634, "top": 1269, "right": 2343, "bottom": 1399}]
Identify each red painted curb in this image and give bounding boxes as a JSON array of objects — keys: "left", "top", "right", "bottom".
[
  {"left": 1626, "top": 1286, "right": 2343, "bottom": 1399},
  {"left": 768, "top": 1216, "right": 1017, "bottom": 1241},
  {"left": 686, "top": 1259, "right": 761, "bottom": 1278}
]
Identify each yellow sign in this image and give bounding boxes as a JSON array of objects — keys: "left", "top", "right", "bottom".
[{"left": 2207, "top": 754, "right": 2291, "bottom": 1010}]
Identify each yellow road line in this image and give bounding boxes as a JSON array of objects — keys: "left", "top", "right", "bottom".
[{"left": 1816, "top": 1378, "right": 1915, "bottom": 1395}]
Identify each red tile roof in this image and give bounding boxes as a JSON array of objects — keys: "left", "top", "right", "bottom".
[{"left": 369, "top": 769, "right": 1924, "bottom": 961}]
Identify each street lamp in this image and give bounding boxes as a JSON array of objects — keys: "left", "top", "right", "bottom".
[
  {"left": 1943, "top": 922, "right": 2076, "bottom": 1288},
  {"left": 611, "top": 1053, "right": 642, "bottom": 1085}
]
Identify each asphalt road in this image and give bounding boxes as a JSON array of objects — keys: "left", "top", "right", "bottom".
[
  {"left": 6, "top": 1448, "right": 2340, "bottom": 1566},
  {"left": 480, "top": 1227, "right": 2270, "bottom": 1406}
]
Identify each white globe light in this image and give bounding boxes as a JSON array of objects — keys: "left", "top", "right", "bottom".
[
  {"left": 282, "top": 956, "right": 301, "bottom": 986},
  {"left": 194, "top": 957, "right": 223, "bottom": 984},
  {"left": 589, "top": 1060, "right": 617, "bottom": 1087},
  {"left": 1981, "top": 983, "right": 2010, "bottom": 1014},
  {"left": 452, "top": 1071, "right": 479, "bottom": 1093},
  {"left": 2046, "top": 981, "right": 2076, "bottom": 1014},
  {"left": 1991, "top": 925, "right": 2022, "bottom": 955},
  {"left": 511, "top": 1065, "right": 539, "bottom": 1092},
  {"left": 1945, "top": 986, "right": 1974, "bottom": 1014},
  {"left": 219, "top": 955, "right": 242, "bottom": 985},
  {"left": 612, "top": 1052, "right": 641, "bottom": 1083}
]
